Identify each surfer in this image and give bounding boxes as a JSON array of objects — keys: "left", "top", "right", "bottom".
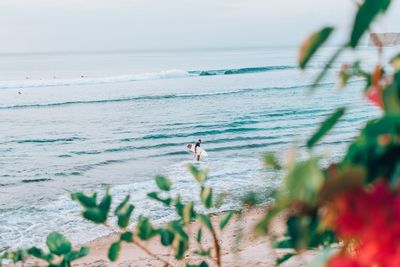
[{"left": 195, "top": 139, "right": 202, "bottom": 161}]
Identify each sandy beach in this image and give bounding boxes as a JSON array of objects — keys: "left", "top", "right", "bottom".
[{"left": 74, "top": 206, "right": 317, "bottom": 267}]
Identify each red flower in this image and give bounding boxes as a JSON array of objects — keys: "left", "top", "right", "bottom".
[
  {"left": 366, "top": 86, "right": 384, "bottom": 108},
  {"left": 325, "top": 181, "right": 400, "bottom": 267}
]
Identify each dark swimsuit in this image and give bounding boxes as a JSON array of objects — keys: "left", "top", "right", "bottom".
[{"left": 195, "top": 142, "right": 200, "bottom": 153}]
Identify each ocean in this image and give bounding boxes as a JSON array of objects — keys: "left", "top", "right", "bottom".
[{"left": 0, "top": 47, "right": 382, "bottom": 249}]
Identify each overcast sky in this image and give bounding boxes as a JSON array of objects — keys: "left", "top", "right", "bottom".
[{"left": 0, "top": 0, "right": 399, "bottom": 53}]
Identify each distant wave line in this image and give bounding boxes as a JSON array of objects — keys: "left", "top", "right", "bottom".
[
  {"left": 0, "top": 82, "right": 336, "bottom": 110},
  {"left": 0, "top": 65, "right": 295, "bottom": 90}
]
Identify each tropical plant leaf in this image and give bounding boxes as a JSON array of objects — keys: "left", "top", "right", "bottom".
[
  {"left": 98, "top": 191, "right": 112, "bottom": 216},
  {"left": 136, "top": 216, "right": 156, "bottom": 240},
  {"left": 263, "top": 152, "right": 281, "bottom": 169},
  {"left": 383, "top": 72, "right": 400, "bottom": 114},
  {"left": 155, "top": 175, "right": 172, "bottom": 191},
  {"left": 298, "top": 27, "right": 334, "bottom": 69},
  {"left": 147, "top": 192, "right": 172, "bottom": 206},
  {"left": 27, "top": 247, "right": 52, "bottom": 262},
  {"left": 350, "top": 0, "right": 392, "bottom": 48},
  {"left": 1, "top": 250, "right": 27, "bottom": 264},
  {"left": 188, "top": 165, "right": 208, "bottom": 183},
  {"left": 200, "top": 186, "right": 213, "bottom": 209},
  {"left": 82, "top": 208, "right": 107, "bottom": 224},
  {"left": 175, "top": 240, "right": 188, "bottom": 260},
  {"left": 197, "top": 214, "right": 213, "bottom": 231},
  {"left": 108, "top": 242, "right": 121, "bottom": 262},
  {"left": 159, "top": 229, "right": 175, "bottom": 246},
  {"left": 169, "top": 221, "right": 189, "bottom": 241},
  {"left": 194, "top": 249, "right": 211, "bottom": 256},
  {"left": 46, "top": 232, "right": 72, "bottom": 256},
  {"left": 283, "top": 158, "right": 325, "bottom": 205},
  {"left": 196, "top": 228, "right": 203, "bottom": 243},
  {"left": 183, "top": 202, "right": 196, "bottom": 224},
  {"left": 276, "top": 253, "right": 295, "bottom": 265},
  {"left": 186, "top": 262, "right": 209, "bottom": 267},
  {"left": 115, "top": 196, "right": 134, "bottom": 228},
  {"left": 219, "top": 211, "right": 234, "bottom": 230},
  {"left": 65, "top": 247, "right": 90, "bottom": 262},
  {"left": 307, "top": 107, "right": 346, "bottom": 149},
  {"left": 311, "top": 46, "right": 345, "bottom": 90},
  {"left": 120, "top": 232, "right": 134, "bottom": 243},
  {"left": 390, "top": 53, "right": 400, "bottom": 71},
  {"left": 70, "top": 192, "right": 97, "bottom": 208}
]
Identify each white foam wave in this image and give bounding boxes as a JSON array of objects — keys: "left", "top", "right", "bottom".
[{"left": 0, "top": 69, "right": 191, "bottom": 89}]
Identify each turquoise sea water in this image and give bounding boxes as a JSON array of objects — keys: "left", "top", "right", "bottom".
[{"left": 0, "top": 47, "right": 383, "bottom": 249}]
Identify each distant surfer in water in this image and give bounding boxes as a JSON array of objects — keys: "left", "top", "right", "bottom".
[
  {"left": 194, "top": 139, "right": 202, "bottom": 161},
  {"left": 187, "top": 139, "right": 207, "bottom": 161}
]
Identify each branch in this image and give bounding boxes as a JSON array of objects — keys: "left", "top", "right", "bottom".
[
  {"left": 133, "top": 238, "right": 174, "bottom": 267},
  {"left": 209, "top": 224, "right": 221, "bottom": 267}
]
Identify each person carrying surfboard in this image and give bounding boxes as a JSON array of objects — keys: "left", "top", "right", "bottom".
[
  {"left": 187, "top": 139, "right": 207, "bottom": 161},
  {"left": 194, "top": 139, "right": 202, "bottom": 161}
]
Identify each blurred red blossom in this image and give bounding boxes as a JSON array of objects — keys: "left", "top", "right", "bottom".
[{"left": 326, "top": 181, "right": 400, "bottom": 267}]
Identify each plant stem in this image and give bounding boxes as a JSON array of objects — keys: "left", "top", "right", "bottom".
[
  {"left": 133, "top": 239, "right": 173, "bottom": 267},
  {"left": 209, "top": 225, "right": 221, "bottom": 267}
]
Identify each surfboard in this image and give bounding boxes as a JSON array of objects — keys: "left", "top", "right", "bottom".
[{"left": 187, "top": 144, "right": 208, "bottom": 157}]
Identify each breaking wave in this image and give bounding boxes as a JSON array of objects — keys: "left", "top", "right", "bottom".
[{"left": 0, "top": 65, "right": 294, "bottom": 89}]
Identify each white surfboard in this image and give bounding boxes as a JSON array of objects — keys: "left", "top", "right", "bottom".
[{"left": 187, "top": 144, "right": 208, "bottom": 157}]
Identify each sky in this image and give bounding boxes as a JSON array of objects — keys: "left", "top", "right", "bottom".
[{"left": 0, "top": 0, "right": 399, "bottom": 53}]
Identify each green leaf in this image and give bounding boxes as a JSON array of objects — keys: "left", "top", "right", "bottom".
[
  {"left": 115, "top": 196, "right": 134, "bottom": 229},
  {"left": 98, "top": 191, "right": 112, "bottom": 216},
  {"left": 342, "top": 115, "right": 400, "bottom": 183},
  {"left": 283, "top": 158, "right": 324, "bottom": 205},
  {"left": 136, "top": 216, "right": 155, "bottom": 240},
  {"left": 275, "top": 238, "right": 294, "bottom": 249},
  {"left": 46, "top": 232, "right": 72, "bottom": 256},
  {"left": 307, "top": 107, "right": 346, "bottom": 149},
  {"left": 120, "top": 232, "right": 134, "bottom": 243},
  {"left": 196, "top": 228, "right": 203, "bottom": 243},
  {"left": 193, "top": 249, "right": 211, "bottom": 256},
  {"left": 82, "top": 208, "right": 107, "bottom": 224},
  {"left": 390, "top": 53, "right": 400, "bottom": 71},
  {"left": 108, "top": 242, "right": 121, "bottom": 262},
  {"left": 27, "top": 247, "right": 52, "bottom": 262},
  {"left": 213, "top": 193, "right": 226, "bottom": 208},
  {"left": 174, "top": 196, "right": 185, "bottom": 217},
  {"left": 263, "top": 152, "right": 281, "bottom": 169},
  {"left": 242, "top": 191, "right": 259, "bottom": 206},
  {"left": 276, "top": 253, "right": 295, "bottom": 265},
  {"left": 71, "top": 192, "right": 97, "bottom": 208},
  {"left": 383, "top": 72, "right": 400, "bottom": 114},
  {"left": 219, "top": 211, "right": 234, "bottom": 230},
  {"left": 65, "top": 247, "right": 90, "bottom": 262},
  {"left": 169, "top": 221, "right": 189, "bottom": 241},
  {"left": 200, "top": 186, "right": 213, "bottom": 209},
  {"left": 175, "top": 240, "right": 188, "bottom": 260},
  {"left": 158, "top": 229, "right": 175, "bottom": 246},
  {"left": 147, "top": 192, "right": 172, "bottom": 206},
  {"left": 188, "top": 164, "right": 208, "bottom": 183},
  {"left": 155, "top": 175, "right": 172, "bottom": 191},
  {"left": 298, "top": 27, "right": 334, "bottom": 69},
  {"left": 182, "top": 202, "right": 196, "bottom": 224},
  {"left": 197, "top": 214, "right": 213, "bottom": 231},
  {"left": 350, "top": 0, "right": 392, "bottom": 48},
  {"left": 311, "top": 46, "right": 345, "bottom": 90},
  {"left": 1, "top": 250, "right": 27, "bottom": 263},
  {"left": 186, "top": 262, "right": 209, "bottom": 267}
]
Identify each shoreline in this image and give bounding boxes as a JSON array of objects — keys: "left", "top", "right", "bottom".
[{"left": 74, "top": 206, "right": 318, "bottom": 267}]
